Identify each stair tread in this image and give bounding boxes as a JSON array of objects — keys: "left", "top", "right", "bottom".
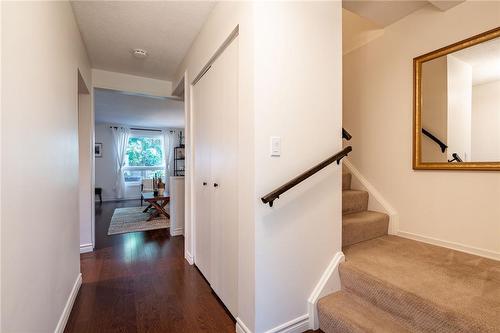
[
  {"left": 342, "top": 235, "right": 500, "bottom": 332},
  {"left": 342, "top": 211, "right": 388, "bottom": 247},
  {"left": 342, "top": 189, "right": 367, "bottom": 194},
  {"left": 318, "top": 290, "right": 413, "bottom": 333},
  {"left": 342, "top": 210, "right": 388, "bottom": 224}
]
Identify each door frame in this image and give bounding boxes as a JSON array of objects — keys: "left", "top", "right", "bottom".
[{"left": 78, "top": 69, "right": 95, "bottom": 254}]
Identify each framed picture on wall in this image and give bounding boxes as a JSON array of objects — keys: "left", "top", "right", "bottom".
[
  {"left": 95, "top": 143, "right": 103, "bottom": 157},
  {"left": 175, "top": 147, "right": 185, "bottom": 159}
]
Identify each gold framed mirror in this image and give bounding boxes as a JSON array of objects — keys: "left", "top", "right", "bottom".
[{"left": 413, "top": 27, "right": 500, "bottom": 171}]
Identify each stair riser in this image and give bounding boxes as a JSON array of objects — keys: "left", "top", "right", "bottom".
[
  {"left": 342, "top": 191, "right": 368, "bottom": 214},
  {"left": 342, "top": 173, "right": 352, "bottom": 190},
  {"left": 342, "top": 213, "right": 388, "bottom": 247},
  {"left": 318, "top": 291, "right": 412, "bottom": 333},
  {"left": 339, "top": 264, "right": 491, "bottom": 333},
  {"left": 318, "top": 312, "right": 361, "bottom": 333}
]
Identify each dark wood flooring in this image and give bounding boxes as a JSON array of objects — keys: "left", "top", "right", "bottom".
[{"left": 65, "top": 200, "right": 235, "bottom": 333}]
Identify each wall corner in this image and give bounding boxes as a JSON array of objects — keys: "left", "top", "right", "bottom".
[{"left": 307, "top": 251, "right": 345, "bottom": 330}]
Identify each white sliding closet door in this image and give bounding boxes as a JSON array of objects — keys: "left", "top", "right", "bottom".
[
  {"left": 210, "top": 38, "right": 239, "bottom": 316},
  {"left": 192, "top": 37, "right": 239, "bottom": 317},
  {"left": 193, "top": 61, "right": 215, "bottom": 282}
]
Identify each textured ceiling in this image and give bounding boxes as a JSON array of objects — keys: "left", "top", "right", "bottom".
[
  {"left": 94, "top": 88, "right": 185, "bottom": 128},
  {"left": 71, "top": 1, "right": 215, "bottom": 81}
]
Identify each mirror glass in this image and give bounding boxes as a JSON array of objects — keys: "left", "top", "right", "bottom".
[{"left": 420, "top": 35, "right": 500, "bottom": 163}]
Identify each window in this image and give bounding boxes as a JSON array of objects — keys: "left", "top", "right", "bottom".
[
  {"left": 123, "top": 133, "right": 165, "bottom": 184},
  {"left": 126, "top": 136, "right": 163, "bottom": 167}
]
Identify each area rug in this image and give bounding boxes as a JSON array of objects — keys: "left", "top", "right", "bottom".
[{"left": 108, "top": 206, "right": 170, "bottom": 235}]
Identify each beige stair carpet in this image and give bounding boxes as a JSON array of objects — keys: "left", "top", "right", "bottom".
[
  {"left": 318, "top": 290, "right": 413, "bottom": 333},
  {"left": 342, "top": 172, "right": 352, "bottom": 190},
  {"left": 342, "top": 170, "right": 389, "bottom": 247},
  {"left": 342, "top": 211, "right": 388, "bottom": 247},
  {"left": 342, "top": 190, "right": 369, "bottom": 214},
  {"left": 319, "top": 235, "right": 500, "bottom": 333},
  {"left": 319, "top": 169, "right": 500, "bottom": 332}
]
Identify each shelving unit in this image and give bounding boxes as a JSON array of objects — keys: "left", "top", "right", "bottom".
[{"left": 174, "top": 146, "right": 185, "bottom": 176}]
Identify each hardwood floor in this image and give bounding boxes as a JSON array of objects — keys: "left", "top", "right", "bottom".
[{"left": 65, "top": 200, "right": 235, "bottom": 333}]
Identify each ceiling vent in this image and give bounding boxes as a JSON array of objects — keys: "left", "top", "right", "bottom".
[{"left": 132, "top": 48, "right": 148, "bottom": 59}]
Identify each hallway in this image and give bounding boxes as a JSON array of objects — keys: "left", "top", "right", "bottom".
[{"left": 65, "top": 201, "right": 235, "bottom": 333}]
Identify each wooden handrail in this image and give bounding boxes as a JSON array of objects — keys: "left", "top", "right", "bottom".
[
  {"left": 261, "top": 146, "right": 352, "bottom": 207},
  {"left": 422, "top": 128, "right": 447, "bottom": 153},
  {"left": 342, "top": 128, "right": 352, "bottom": 141}
]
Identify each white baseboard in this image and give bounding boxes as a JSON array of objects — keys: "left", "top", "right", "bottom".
[
  {"left": 343, "top": 159, "right": 399, "bottom": 234},
  {"left": 264, "top": 314, "right": 309, "bottom": 333},
  {"left": 185, "top": 251, "right": 194, "bottom": 265},
  {"left": 398, "top": 231, "right": 500, "bottom": 261},
  {"left": 54, "top": 273, "right": 82, "bottom": 333},
  {"left": 307, "top": 251, "right": 345, "bottom": 330},
  {"left": 236, "top": 311, "right": 311, "bottom": 333},
  {"left": 170, "top": 227, "right": 184, "bottom": 237},
  {"left": 79, "top": 243, "right": 93, "bottom": 254},
  {"left": 236, "top": 317, "right": 252, "bottom": 333}
]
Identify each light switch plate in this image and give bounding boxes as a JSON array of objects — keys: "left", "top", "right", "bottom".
[{"left": 270, "top": 136, "right": 281, "bottom": 156}]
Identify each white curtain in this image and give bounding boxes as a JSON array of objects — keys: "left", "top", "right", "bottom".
[
  {"left": 111, "top": 127, "right": 130, "bottom": 199},
  {"left": 163, "top": 130, "right": 176, "bottom": 192}
]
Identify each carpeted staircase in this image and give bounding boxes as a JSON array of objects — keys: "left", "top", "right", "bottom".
[
  {"left": 317, "top": 169, "right": 500, "bottom": 333},
  {"left": 341, "top": 170, "right": 389, "bottom": 247}
]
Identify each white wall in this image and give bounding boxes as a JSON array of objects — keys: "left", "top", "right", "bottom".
[
  {"left": 169, "top": 176, "right": 185, "bottom": 236},
  {"left": 343, "top": 9, "right": 383, "bottom": 55},
  {"left": 95, "top": 123, "right": 120, "bottom": 201},
  {"left": 92, "top": 69, "right": 173, "bottom": 98},
  {"left": 94, "top": 123, "right": 182, "bottom": 202},
  {"left": 343, "top": 1, "right": 500, "bottom": 260},
  {"left": 447, "top": 54, "right": 472, "bottom": 161},
  {"left": 471, "top": 80, "right": 500, "bottom": 161},
  {"left": 253, "top": 3, "right": 342, "bottom": 331},
  {"left": 175, "top": 2, "right": 342, "bottom": 331},
  {"left": 1, "top": 2, "right": 92, "bottom": 331},
  {"left": 0, "top": 2, "right": 3, "bottom": 328}
]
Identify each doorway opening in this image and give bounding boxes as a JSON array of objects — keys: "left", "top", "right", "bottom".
[{"left": 92, "top": 87, "right": 185, "bottom": 249}]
